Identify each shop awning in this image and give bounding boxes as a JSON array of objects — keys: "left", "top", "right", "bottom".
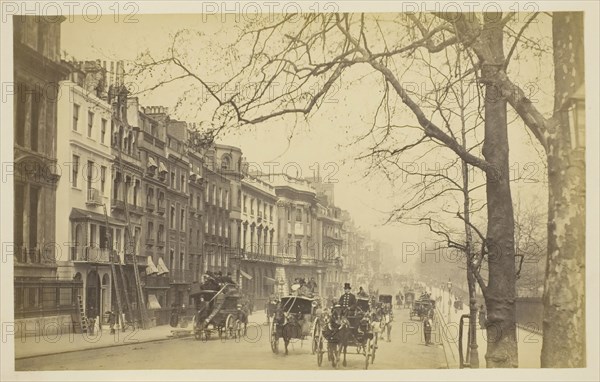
[
  {"left": 147, "top": 294, "right": 161, "bottom": 310},
  {"left": 264, "top": 276, "right": 277, "bottom": 285},
  {"left": 146, "top": 256, "right": 159, "bottom": 275},
  {"left": 147, "top": 157, "right": 157, "bottom": 170},
  {"left": 159, "top": 162, "right": 168, "bottom": 174},
  {"left": 157, "top": 257, "right": 170, "bottom": 275},
  {"left": 240, "top": 269, "right": 252, "bottom": 280}
]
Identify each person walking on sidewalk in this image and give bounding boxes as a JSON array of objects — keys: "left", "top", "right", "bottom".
[
  {"left": 423, "top": 315, "right": 433, "bottom": 345},
  {"left": 478, "top": 304, "right": 487, "bottom": 329},
  {"left": 108, "top": 311, "right": 116, "bottom": 334}
]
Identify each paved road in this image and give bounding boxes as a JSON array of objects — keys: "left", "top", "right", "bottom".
[{"left": 16, "top": 307, "right": 447, "bottom": 371}]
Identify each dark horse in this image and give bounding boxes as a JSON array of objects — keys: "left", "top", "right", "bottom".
[
  {"left": 323, "top": 307, "right": 373, "bottom": 367},
  {"left": 273, "top": 309, "right": 305, "bottom": 355}
]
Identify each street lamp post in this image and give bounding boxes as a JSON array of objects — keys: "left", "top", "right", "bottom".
[{"left": 447, "top": 279, "right": 452, "bottom": 323}]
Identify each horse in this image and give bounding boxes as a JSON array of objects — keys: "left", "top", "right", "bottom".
[
  {"left": 322, "top": 307, "right": 351, "bottom": 368},
  {"left": 273, "top": 309, "right": 304, "bottom": 355},
  {"left": 378, "top": 304, "right": 393, "bottom": 342}
]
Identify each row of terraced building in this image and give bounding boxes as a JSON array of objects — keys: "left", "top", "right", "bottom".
[{"left": 12, "top": 15, "right": 384, "bottom": 337}]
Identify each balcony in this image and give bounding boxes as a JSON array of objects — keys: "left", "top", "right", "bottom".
[
  {"left": 125, "top": 254, "right": 147, "bottom": 266},
  {"left": 157, "top": 203, "right": 166, "bottom": 215},
  {"left": 169, "top": 269, "right": 193, "bottom": 284},
  {"left": 146, "top": 237, "right": 155, "bottom": 246},
  {"left": 276, "top": 255, "right": 322, "bottom": 266},
  {"left": 111, "top": 199, "right": 125, "bottom": 211},
  {"left": 71, "top": 247, "right": 115, "bottom": 263},
  {"left": 86, "top": 188, "right": 103, "bottom": 206},
  {"left": 144, "top": 275, "right": 170, "bottom": 289},
  {"left": 156, "top": 238, "right": 165, "bottom": 247},
  {"left": 147, "top": 200, "right": 155, "bottom": 212}
]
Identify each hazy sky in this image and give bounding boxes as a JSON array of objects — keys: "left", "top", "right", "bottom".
[{"left": 61, "top": 13, "right": 551, "bottom": 269}]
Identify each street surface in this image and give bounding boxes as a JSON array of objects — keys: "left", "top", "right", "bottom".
[{"left": 16, "top": 307, "right": 447, "bottom": 371}]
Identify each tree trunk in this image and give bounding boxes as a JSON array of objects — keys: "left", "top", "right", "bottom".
[
  {"left": 541, "top": 12, "right": 586, "bottom": 368},
  {"left": 480, "top": 14, "right": 518, "bottom": 368}
]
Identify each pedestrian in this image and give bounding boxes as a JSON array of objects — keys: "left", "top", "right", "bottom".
[
  {"left": 423, "top": 315, "right": 433, "bottom": 345},
  {"left": 478, "top": 304, "right": 487, "bottom": 329},
  {"left": 108, "top": 311, "right": 116, "bottom": 334}
]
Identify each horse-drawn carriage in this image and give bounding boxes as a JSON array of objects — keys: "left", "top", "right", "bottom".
[
  {"left": 404, "top": 290, "right": 415, "bottom": 309},
  {"left": 270, "top": 295, "right": 322, "bottom": 355},
  {"left": 191, "top": 284, "right": 247, "bottom": 341},
  {"left": 410, "top": 298, "right": 435, "bottom": 321},
  {"left": 375, "top": 295, "right": 393, "bottom": 342},
  {"left": 265, "top": 297, "right": 279, "bottom": 325},
  {"left": 317, "top": 301, "right": 377, "bottom": 369}
]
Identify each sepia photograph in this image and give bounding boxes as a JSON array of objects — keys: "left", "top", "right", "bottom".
[{"left": 1, "top": 1, "right": 599, "bottom": 381}]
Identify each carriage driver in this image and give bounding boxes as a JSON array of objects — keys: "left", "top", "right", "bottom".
[{"left": 339, "top": 283, "right": 357, "bottom": 313}]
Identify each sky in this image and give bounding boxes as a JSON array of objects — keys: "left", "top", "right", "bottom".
[{"left": 60, "top": 13, "right": 551, "bottom": 274}]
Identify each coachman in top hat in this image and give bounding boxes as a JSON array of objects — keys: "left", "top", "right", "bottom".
[{"left": 339, "top": 283, "right": 357, "bottom": 309}]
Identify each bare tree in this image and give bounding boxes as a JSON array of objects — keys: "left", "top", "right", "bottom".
[{"left": 131, "top": 12, "right": 583, "bottom": 367}]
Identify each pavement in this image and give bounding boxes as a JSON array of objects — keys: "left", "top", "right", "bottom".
[
  {"left": 430, "top": 286, "right": 543, "bottom": 368},
  {"left": 14, "top": 310, "right": 266, "bottom": 360}
]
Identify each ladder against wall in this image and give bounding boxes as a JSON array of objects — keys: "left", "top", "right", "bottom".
[{"left": 73, "top": 295, "right": 89, "bottom": 334}]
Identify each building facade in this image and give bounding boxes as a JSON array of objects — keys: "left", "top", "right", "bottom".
[
  {"left": 54, "top": 61, "right": 116, "bottom": 325},
  {"left": 13, "top": 15, "right": 78, "bottom": 337},
  {"left": 238, "top": 174, "right": 278, "bottom": 305}
]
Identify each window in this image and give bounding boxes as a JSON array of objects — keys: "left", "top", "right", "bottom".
[
  {"left": 270, "top": 206, "right": 273, "bottom": 221},
  {"left": 73, "top": 104, "right": 80, "bottom": 131},
  {"left": 157, "top": 224, "right": 164, "bottom": 243},
  {"left": 180, "top": 208, "right": 185, "bottom": 231},
  {"left": 147, "top": 222, "right": 154, "bottom": 239},
  {"left": 133, "top": 179, "right": 140, "bottom": 206},
  {"left": 250, "top": 199, "right": 255, "bottom": 215},
  {"left": 181, "top": 174, "right": 185, "bottom": 192},
  {"left": 287, "top": 208, "right": 290, "bottom": 221},
  {"left": 243, "top": 195, "right": 247, "bottom": 213},
  {"left": 87, "top": 111, "right": 94, "bottom": 137},
  {"left": 72, "top": 155, "right": 80, "bottom": 187},
  {"left": 296, "top": 208, "right": 302, "bottom": 222},
  {"left": 180, "top": 252, "right": 184, "bottom": 269},
  {"left": 86, "top": 160, "right": 94, "bottom": 190},
  {"left": 15, "top": 83, "right": 26, "bottom": 146},
  {"left": 101, "top": 118, "right": 107, "bottom": 143},
  {"left": 146, "top": 187, "right": 154, "bottom": 206},
  {"left": 221, "top": 155, "right": 230, "bottom": 170},
  {"left": 171, "top": 172, "right": 176, "bottom": 188},
  {"left": 30, "top": 90, "right": 41, "bottom": 151},
  {"left": 170, "top": 206, "right": 175, "bottom": 229},
  {"left": 100, "top": 166, "right": 106, "bottom": 193},
  {"left": 225, "top": 190, "right": 229, "bottom": 209}
]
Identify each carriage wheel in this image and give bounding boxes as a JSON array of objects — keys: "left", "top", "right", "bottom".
[
  {"left": 364, "top": 337, "right": 372, "bottom": 370},
  {"left": 316, "top": 334, "right": 324, "bottom": 366},
  {"left": 225, "top": 314, "right": 236, "bottom": 339},
  {"left": 311, "top": 319, "right": 321, "bottom": 355},
  {"left": 270, "top": 321, "right": 279, "bottom": 353}
]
